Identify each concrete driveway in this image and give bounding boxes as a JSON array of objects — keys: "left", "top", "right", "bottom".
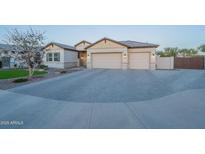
[{"left": 1, "top": 69, "right": 205, "bottom": 128}]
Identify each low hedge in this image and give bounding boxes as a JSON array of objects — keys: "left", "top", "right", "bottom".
[
  {"left": 38, "top": 64, "right": 48, "bottom": 70},
  {"left": 60, "top": 70, "right": 67, "bottom": 74},
  {"left": 0, "top": 61, "right": 2, "bottom": 68},
  {"left": 13, "top": 78, "right": 28, "bottom": 83}
]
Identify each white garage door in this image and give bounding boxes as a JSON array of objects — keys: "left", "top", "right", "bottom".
[
  {"left": 92, "top": 53, "right": 122, "bottom": 69},
  {"left": 129, "top": 53, "right": 150, "bottom": 69}
]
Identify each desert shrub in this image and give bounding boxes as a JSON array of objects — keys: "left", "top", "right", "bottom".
[
  {"left": 38, "top": 64, "right": 48, "bottom": 70},
  {"left": 14, "top": 64, "right": 17, "bottom": 68},
  {"left": 60, "top": 70, "right": 67, "bottom": 74}
]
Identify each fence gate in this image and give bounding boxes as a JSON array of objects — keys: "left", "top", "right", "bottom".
[{"left": 174, "top": 56, "right": 204, "bottom": 69}]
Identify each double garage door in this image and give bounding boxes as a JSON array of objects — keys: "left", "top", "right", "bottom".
[{"left": 91, "top": 52, "right": 150, "bottom": 69}]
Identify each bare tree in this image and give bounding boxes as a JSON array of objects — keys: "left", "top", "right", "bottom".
[{"left": 4, "top": 28, "right": 45, "bottom": 77}]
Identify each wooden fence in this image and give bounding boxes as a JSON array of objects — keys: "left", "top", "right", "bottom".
[{"left": 174, "top": 56, "right": 204, "bottom": 69}]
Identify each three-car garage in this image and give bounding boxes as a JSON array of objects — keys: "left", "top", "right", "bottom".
[
  {"left": 91, "top": 52, "right": 150, "bottom": 69},
  {"left": 86, "top": 38, "right": 158, "bottom": 70}
]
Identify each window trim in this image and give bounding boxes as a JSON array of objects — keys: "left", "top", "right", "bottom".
[
  {"left": 47, "top": 53, "right": 53, "bottom": 62},
  {"left": 54, "top": 52, "right": 60, "bottom": 62}
]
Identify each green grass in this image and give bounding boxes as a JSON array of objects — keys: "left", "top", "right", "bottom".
[{"left": 0, "top": 69, "right": 47, "bottom": 79}]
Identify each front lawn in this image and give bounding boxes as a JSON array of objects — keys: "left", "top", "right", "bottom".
[{"left": 0, "top": 69, "right": 47, "bottom": 79}]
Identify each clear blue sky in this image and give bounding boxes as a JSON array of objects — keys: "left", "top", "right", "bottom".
[{"left": 0, "top": 25, "right": 205, "bottom": 50}]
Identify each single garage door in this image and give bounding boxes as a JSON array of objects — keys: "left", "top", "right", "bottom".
[
  {"left": 92, "top": 53, "right": 122, "bottom": 69},
  {"left": 129, "top": 52, "right": 150, "bottom": 69}
]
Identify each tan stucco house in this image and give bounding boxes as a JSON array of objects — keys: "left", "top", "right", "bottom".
[
  {"left": 75, "top": 40, "right": 91, "bottom": 66},
  {"left": 42, "top": 42, "right": 79, "bottom": 69},
  {"left": 42, "top": 38, "right": 159, "bottom": 69},
  {"left": 85, "top": 37, "right": 159, "bottom": 69}
]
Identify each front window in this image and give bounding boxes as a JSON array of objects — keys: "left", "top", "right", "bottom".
[
  {"left": 54, "top": 53, "right": 60, "bottom": 61},
  {"left": 46, "top": 53, "right": 53, "bottom": 62}
]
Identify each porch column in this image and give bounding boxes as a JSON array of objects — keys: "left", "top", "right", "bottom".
[
  {"left": 150, "top": 50, "right": 156, "bottom": 70},
  {"left": 122, "top": 49, "right": 128, "bottom": 69},
  {"left": 86, "top": 50, "right": 91, "bottom": 69}
]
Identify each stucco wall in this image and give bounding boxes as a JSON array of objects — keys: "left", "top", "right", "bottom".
[
  {"left": 87, "top": 40, "right": 127, "bottom": 69},
  {"left": 43, "top": 45, "right": 78, "bottom": 69},
  {"left": 64, "top": 62, "right": 78, "bottom": 68},
  {"left": 75, "top": 42, "right": 90, "bottom": 51},
  {"left": 44, "top": 44, "right": 62, "bottom": 51},
  {"left": 64, "top": 50, "right": 78, "bottom": 62},
  {"left": 89, "top": 39, "right": 127, "bottom": 49},
  {"left": 156, "top": 56, "right": 174, "bottom": 69},
  {"left": 43, "top": 62, "right": 64, "bottom": 69},
  {"left": 128, "top": 48, "right": 156, "bottom": 53}
]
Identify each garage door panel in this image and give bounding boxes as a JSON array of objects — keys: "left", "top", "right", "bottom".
[
  {"left": 129, "top": 53, "right": 150, "bottom": 69},
  {"left": 92, "top": 53, "right": 122, "bottom": 69}
]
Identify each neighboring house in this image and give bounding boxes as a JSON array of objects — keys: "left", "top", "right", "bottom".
[
  {"left": 0, "top": 44, "right": 19, "bottom": 68},
  {"left": 0, "top": 43, "right": 38, "bottom": 69},
  {"left": 42, "top": 42, "right": 79, "bottom": 69},
  {"left": 75, "top": 40, "right": 92, "bottom": 66},
  {"left": 85, "top": 37, "right": 159, "bottom": 69}
]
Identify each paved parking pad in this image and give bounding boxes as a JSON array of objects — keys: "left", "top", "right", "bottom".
[
  {"left": 1, "top": 88, "right": 205, "bottom": 128},
  {"left": 0, "top": 90, "right": 144, "bottom": 128},
  {"left": 1, "top": 69, "right": 205, "bottom": 128},
  {"left": 127, "top": 89, "right": 205, "bottom": 128},
  {"left": 9, "top": 69, "right": 205, "bottom": 103}
]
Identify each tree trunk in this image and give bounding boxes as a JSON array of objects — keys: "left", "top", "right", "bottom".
[{"left": 28, "top": 66, "right": 32, "bottom": 78}]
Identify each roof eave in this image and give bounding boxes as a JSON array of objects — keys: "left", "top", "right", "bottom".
[
  {"left": 85, "top": 37, "right": 128, "bottom": 49},
  {"left": 42, "top": 42, "right": 78, "bottom": 52},
  {"left": 74, "top": 40, "right": 92, "bottom": 47},
  {"left": 64, "top": 48, "right": 79, "bottom": 52},
  {"left": 128, "top": 45, "right": 159, "bottom": 49},
  {"left": 42, "top": 42, "right": 53, "bottom": 50}
]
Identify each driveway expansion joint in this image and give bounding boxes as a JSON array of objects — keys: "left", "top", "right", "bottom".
[
  {"left": 124, "top": 103, "right": 147, "bottom": 128},
  {"left": 87, "top": 103, "right": 95, "bottom": 129}
]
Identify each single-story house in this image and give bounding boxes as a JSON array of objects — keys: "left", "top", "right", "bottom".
[
  {"left": 75, "top": 40, "right": 92, "bottom": 66},
  {"left": 85, "top": 37, "right": 159, "bottom": 69},
  {"left": 42, "top": 42, "right": 79, "bottom": 69}
]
